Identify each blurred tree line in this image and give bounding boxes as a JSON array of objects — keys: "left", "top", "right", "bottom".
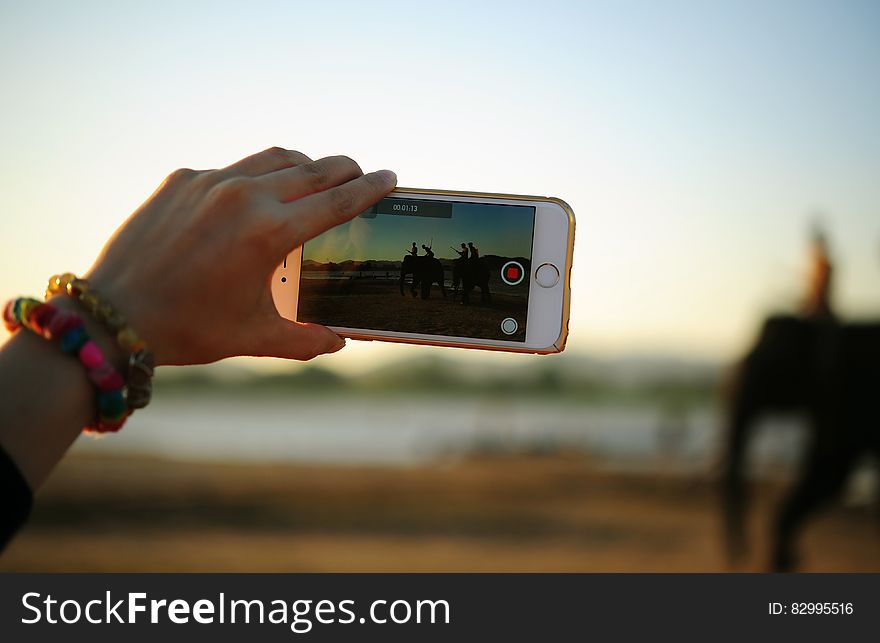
[{"left": 154, "top": 354, "right": 719, "bottom": 409}]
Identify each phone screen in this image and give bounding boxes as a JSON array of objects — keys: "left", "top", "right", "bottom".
[{"left": 297, "top": 197, "right": 536, "bottom": 341}]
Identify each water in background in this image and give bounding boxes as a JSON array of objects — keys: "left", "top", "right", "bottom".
[{"left": 71, "top": 395, "right": 809, "bottom": 474}]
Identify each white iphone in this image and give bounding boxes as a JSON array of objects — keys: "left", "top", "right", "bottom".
[{"left": 272, "top": 188, "right": 575, "bottom": 354}]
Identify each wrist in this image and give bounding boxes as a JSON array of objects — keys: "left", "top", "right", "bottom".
[
  {"left": 47, "top": 273, "right": 156, "bottom": 413},
  {"left": 48, "top": 295, "right": 128, "bottom": 374},
  {"left": 85, "top": 268, "right": 173, "bottom": 366}
]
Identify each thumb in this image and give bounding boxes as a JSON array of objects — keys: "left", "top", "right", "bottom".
[{"left": 253, "top": 317, "right": 346, "bottom": 361}]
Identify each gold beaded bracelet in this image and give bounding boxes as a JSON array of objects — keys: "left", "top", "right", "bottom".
[{"left": 46, "top": 273, "right": 155, "bottom": 410}]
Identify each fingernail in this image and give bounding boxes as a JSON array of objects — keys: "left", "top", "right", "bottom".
[{"left": 376, "top": 169, "right": 397, "bottom": 184}]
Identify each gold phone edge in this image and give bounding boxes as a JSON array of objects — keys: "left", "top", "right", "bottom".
[{"left": 333, "top": 187, "right": 576, "bottom": 355}]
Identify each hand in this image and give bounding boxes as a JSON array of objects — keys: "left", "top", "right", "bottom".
[{"left": 86, "top": 147, "right": 397, "bottom": 365}]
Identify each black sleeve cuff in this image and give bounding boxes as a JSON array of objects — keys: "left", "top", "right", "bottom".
[{"left": 0, "top": 443, "right": 33, "bottom": 552}]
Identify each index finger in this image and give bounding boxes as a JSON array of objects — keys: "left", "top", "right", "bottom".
[{"left": 282, "top": 169, "right": 397, "bottom": 246}]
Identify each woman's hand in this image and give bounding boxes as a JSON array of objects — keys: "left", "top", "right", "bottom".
[{"left": 86, "top": 148, "right": 397, "bottom": 366}]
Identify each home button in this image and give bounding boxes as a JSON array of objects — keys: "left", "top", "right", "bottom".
[{"left": 535, "top": 263, "right": 560, "bottom": 288}]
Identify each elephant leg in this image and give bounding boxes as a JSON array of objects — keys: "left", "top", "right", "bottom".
[
  {"left": 722, "top": 403, "right": 753, "bottom": 565},
  {"left": 770, "top": 428, "right": 854, "bottom": 572},
  {"left": 399, "top": 273, "right": 407, "bottom": 296}
]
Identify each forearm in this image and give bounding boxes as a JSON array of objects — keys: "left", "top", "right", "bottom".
[{"left": 0, "top": 296, "right": 125, "bottom": 490}]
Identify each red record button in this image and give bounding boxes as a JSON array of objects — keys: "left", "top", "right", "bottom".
[{"left": 501, "top": 260, "right": 525, "bottom": 286}]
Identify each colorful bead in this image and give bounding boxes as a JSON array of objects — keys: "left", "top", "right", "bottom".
[
  {"left": 89, "top": 363, "right": 125, "bottom": 391},
  {"left": 78, "top": 340, "right": 104, "bottom": 369},
  {"left": 79, "top": 290, "right": 100, "bottom": 314},
  {"left": 28, "top": 303, "right": 55, "bottom": 335},
  {"left": 117, "top": 327, "right": 146, "bottom": 353},
  {"left": 105, "top": 311, "right": 126, "bottom": 332},
  {"left": 66, "top": 278, "right": 89, "bottom": 297},
  {"left": 3, "top": 299, "right": 18, "bottom": 330},
  {"left": 60, "top": 326, "right": 88, "bottom": 354},
  {"left": 97, "top": 301, "right": 115, "bottom": 323},
  {"left": 47, "top": 273, "right": 75, "bottom": 296},
  {"left": 126, "top": 351, "right": 155, "bottom": 409},
  {"left": 18, "top": 299, "right": 37, "bottom": 323},
  {"left": 97, "top": 389, "right": 127, "bottom": 418},
  {"left": 46, "top": 309, "right": 83, "bottom": 339},
  {"left": 90, "top": 415, "right": 127, "bottom": 433}
]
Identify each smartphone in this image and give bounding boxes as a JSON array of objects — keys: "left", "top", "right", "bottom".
[{"left": 272, "top": 188, "right": 575, "bottom": 354}]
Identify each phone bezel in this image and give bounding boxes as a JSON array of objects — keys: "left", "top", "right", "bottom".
[{"left": 271, "top": 187, "right": 575, "bottom": 354}]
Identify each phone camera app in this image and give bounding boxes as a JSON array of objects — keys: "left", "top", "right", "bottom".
[{"left": 298, "top": 198, "right": 534, "bottom": 342}]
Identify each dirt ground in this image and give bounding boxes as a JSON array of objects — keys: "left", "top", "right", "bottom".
[
  {"left": 2, "top": 454, "right": 877, "bottom": 572},
  {"left": 298, "top": 278, "right": 529, "bottom": 341}
]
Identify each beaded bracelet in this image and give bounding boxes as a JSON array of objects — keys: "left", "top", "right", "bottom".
[
  {"left": 3, "top": 297, "right": 129, "bottom": 433},
  {"left": 46, "top": 273, "right": 154, "bottom": 410}
]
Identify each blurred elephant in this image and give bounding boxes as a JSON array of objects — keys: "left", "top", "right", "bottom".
[{"left": 722, "top": 315, "right": 880, "bottom": 571}]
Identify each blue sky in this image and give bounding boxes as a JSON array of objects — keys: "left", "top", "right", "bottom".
[{"left": 1, "top": 0, "right": 878, "bottom": 367}]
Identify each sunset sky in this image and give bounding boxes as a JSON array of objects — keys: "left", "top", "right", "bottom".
[
  {"left": 1, "top": 0, "right": 879, "bottom": 370},
  {"left": 303, "top": 201, "right": 535, "bottom": 264}
]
